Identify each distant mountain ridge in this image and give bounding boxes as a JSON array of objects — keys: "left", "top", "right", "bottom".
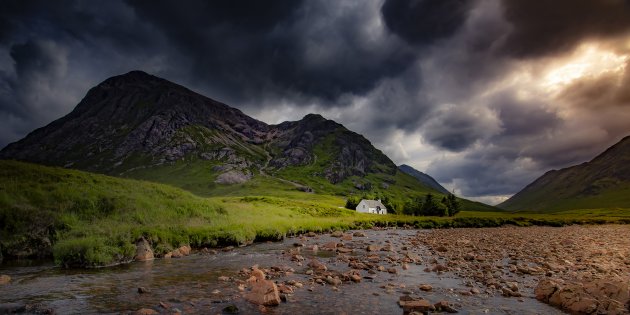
[
  {"left": 499, "top": 136, "right": 630, "bottom": 212},
  {"left": 398, "top": 164, "right": 450, "bottom": 194}
]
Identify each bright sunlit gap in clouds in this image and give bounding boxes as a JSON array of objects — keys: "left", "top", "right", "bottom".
[{"left": 543, "top": 43, "right": 628, "bottom": 91}]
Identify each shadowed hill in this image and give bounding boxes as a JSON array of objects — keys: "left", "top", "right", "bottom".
[{"left": 499, "top": 136, "right": 630, "bottom": 212}]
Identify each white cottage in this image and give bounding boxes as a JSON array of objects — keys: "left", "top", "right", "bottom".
[{"left": 356, "top": 199, "right": 387, "bottom": 215}]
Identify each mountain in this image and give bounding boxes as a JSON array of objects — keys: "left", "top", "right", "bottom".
[
  {"left": 0, "top": 71, "right": 442, "bottom": 202},
  {"left": 398, "top": 164, "right": 450, "bottom": 194},
  {"left": 499, "top": 136, "right": 630, "bottom": 212}
]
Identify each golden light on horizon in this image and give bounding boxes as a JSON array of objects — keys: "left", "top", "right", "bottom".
[{"left": 543, "top": 43, "right": 628, "bottom": 92}]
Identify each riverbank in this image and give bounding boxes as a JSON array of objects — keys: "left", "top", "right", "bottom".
[{"left": 2, "top": 160, "right": 630, "bottom": 269}]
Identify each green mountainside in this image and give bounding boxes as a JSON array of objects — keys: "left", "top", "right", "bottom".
[
  {"left": 0, "top": 71, "right": 494, "bottom": 211},
  {"left": 398, "top": 164, "right": 450, "bottom": 194},
  {"left": 499, "top": 136, "right": 630, "bottom": 212}
]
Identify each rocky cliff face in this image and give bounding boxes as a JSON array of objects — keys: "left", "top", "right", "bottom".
[
  {"left": 0, "top": 71, "right": 397, "bottom": 186},
  {"left": 268, "top": 114, "right": 396, "bottom": 183}
]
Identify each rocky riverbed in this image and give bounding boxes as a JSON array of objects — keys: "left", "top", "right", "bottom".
[{"left": 1, "top": 225, "right": 628, "bottom": 314}]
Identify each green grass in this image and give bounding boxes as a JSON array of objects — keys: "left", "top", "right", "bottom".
[{"left": 1, "top": 160, "right": 629, "bottom": 268}]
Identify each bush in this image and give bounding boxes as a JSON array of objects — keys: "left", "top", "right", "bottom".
[{"left": 53, "top": 236, "right": 134, "bottom": 268}]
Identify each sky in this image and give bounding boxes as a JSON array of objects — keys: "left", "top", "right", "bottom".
[{"left": 1, "top": 0, "right": 630, "bottom": 204}]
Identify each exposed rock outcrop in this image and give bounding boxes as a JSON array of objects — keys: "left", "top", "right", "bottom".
[{"left": 133, "top": 237, "right": 154, "bottom": 261}]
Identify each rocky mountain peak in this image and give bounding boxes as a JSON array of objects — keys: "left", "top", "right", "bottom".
[{"left": 1, "top": 71, "right": 400, "bottom": 188}]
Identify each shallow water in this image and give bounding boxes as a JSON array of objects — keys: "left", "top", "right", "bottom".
[{"left": 0, "top": 229, "right": 564, "bottom": 314}]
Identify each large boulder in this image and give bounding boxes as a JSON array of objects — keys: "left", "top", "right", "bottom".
[
  {"left": 536, "top": 278, "right": 629, "bottom": 314},
  {"left": 244, "top": 269, "right": 281, "bottom": 306},
  {"left": 133, "top": 238, "right": 154, "bottom": 261}
]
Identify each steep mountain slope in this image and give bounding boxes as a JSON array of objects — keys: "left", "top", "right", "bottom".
[
  {"left": 398, "top": 164, "right": 450, "bottom": 194},
  {"left": 0, "top": 71, "right": 448, "bottom": 202},
  {"left": 0, "top": 71, "right": 269, "bottom": 181},
  {"left": 499, "top": 136, "right": 630, "bottom": 212}
]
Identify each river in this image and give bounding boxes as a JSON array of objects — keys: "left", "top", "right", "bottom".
[{"left": 0, "top": 229, "right": 564, "bottom": 314}]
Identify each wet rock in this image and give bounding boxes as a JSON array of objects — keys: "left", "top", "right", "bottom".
[
  {"left": 244, "top": 269, "right": 281, "bottom": 306},
  {"left": 534, "top": 279, "right": 560, "bottom": 303},
  {"left": 307, "top": 259, "right": 327, "bottom": 273},
  {"left": 366, "top": 245, "right": 380, "bottom": 252},
  {"left": 419, "top": 284, "right": 432, "bottom": 291},
  {"left": 337, "top": 247, "right": 353, "bottom": 254},
  {"left": 331, "top": 231, "right": 343, "bottom": 238},
  {"left": 0, "top": 275, "right": 11, "bottom": 285},
  {"left": 222, "top": 304, "right": 239, "bottom": 314},
  {"left": 353, "top": 232, "right": 366, "bottom": 237},
  {"left": 159, "top": 302, "right": 170, "bottom": 309},
  {"left": 137, "top": 287, "right": 151, "bottom": 294},
  {"left": 350, "top": 274, "right": 362, "bottom": 283},
  {"left": 134, "top": 237, "right": 154, "bottom": 261},
  {"left": 321, "top": 242, "right": 338, "bottom": 250},
  {"left": 325, "top": 276, "right": 342, "bottom": 286},
  {"left": 434, "top": 300, "right": 458, "bottom": 313},
  {"left": 399, "top": 297, "right": 435, "bottom": 314},
  {"left": 218, "top": 276, "right": 230, "bottom": 282},
  {"left": 502, "top": 287, "right": 522, "bottom": 297},
  {"left": 0, "top": 303, "right": 26, "bottom": 313},
  {"left": 306, "top": 232, "right": 317, "bottom": 237},
  {"left": 435, "top": 246, "right": 448, "bottom": 252},
  {"left": 134, "top": 308, "right": 158, "bottom": 315},
  {"left": 341, "top": 235, "right": 353, "bottom": 241}
]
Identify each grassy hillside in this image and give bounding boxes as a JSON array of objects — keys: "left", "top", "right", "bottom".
[
  {"left": 2, "top": 160, "right": 628, "bottom": 268},
  {"left": 500, "top": 136, "right": 630, "bottom": 212}
]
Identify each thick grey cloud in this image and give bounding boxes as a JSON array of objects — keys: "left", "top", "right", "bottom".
[
  {"left": 381, "top": 0, "right": 473, "bottom": 45},
  {"left": 1, "top": 0, "right": 630, "bottom": 203},
  {"left": 127, "top": 0, "right": 417, "bottom": 104},
  {"left": 499, "top": 0, "right": 630, "bottom": 58}
]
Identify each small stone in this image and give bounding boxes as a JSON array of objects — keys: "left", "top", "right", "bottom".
[
  {"left": 367, "top": 245, "right": 381, "bottom": 252},
  {"left": 218, "top": 276, "right": 230, "bottom": 282},
  {"left": 222, "top": 305, "right": 239, "bottom": 314},
  {"left": 137, "top": 287, "right": 150, "bottom": 294},
  {"left": 399, "top": 299, "right": 435, "bottom": 313},
  {"left": 353, "top": 232, "right": 366, "bottom": 237},
  {"left": 134, "top": 308, "right": 158, "bottom": 315},
  {"left": 331, "top": 231, "right": 343, "bottom": 237},
  {"left": 350, "top": 275, "right": 362, "bottom": 283},
  {"left": 419, "top": 284, "right": 433, "bottom": 291},
  {"left": 434, "top": 300, "right": 458, "bottom": 313},
  {"left": 0, "top": 275, "right": 11, "bottom": 285}
]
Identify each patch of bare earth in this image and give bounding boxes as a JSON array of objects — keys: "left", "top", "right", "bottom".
[{"left": 415, "top": 225, "right": 630, "bottom": 314}]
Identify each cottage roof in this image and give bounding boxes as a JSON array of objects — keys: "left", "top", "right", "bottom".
[{"left": 360, "top": 199, "right": 386, "bottom": 209}]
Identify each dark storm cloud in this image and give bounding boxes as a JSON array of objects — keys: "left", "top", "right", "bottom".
[
  {"left": 381, "top": 0, "right": 473, "bottom": 45},
  {"left": 420, "top": 105, "right": 499, "bottom": 152},
  {"left": 499, "top": 0, "right": 630, "bottom": 58},
  {"left": 491, "top": 93, "right": 560, "bottom": 137},
  {"left": 127, "top": 0, "right": 417, "bottom": 104}
]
